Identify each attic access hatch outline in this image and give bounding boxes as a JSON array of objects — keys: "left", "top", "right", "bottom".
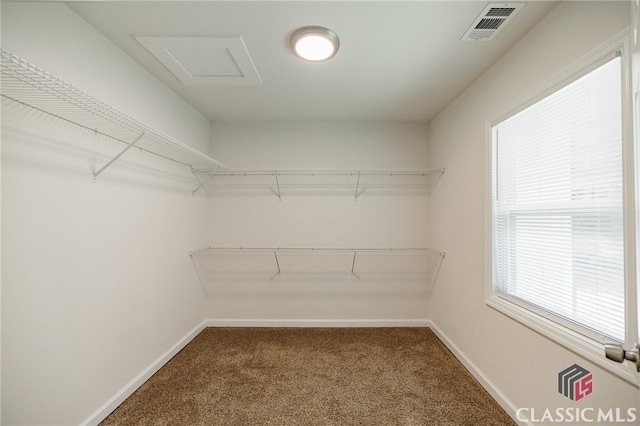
[
  {"left": 461, "top": 3, "right": 524, "bottom": 41},
  {"left": 134, "top": 36, "right": 263, "bottom": 86}
]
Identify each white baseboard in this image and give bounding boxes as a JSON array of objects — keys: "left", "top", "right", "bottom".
[
  {"left": 79, "top": 318, "right": 428, "bottom": 425},
  {"left": 81, "top": 319, "right": 520, "bottom": 426},
  {"left": 79, "top": 321, "right": 207, "bottom": 426},
  {"left": 426, "top": 320, "right": 526, "bottom": 426},
  {"left": 203, "top": 318, "right": 431, "bottom": 328}
]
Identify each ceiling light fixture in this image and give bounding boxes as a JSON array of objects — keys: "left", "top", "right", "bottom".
[{"left": 290, "top": 26, "right": 340, "bottom": 62}]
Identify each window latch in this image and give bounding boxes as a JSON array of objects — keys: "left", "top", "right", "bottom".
[{"left": 604, "top": 342, "right": 640, "bottom": 372}]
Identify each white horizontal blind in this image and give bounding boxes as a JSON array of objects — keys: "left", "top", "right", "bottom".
[{"left": 492, "top": 55, "right": 624, "bottom": 342}]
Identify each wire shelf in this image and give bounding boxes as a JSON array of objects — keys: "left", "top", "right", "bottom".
[
  {"left": 192, "top": 247, "right": 445, "bottom": 256},
  {"left": 190, "top": 247, "right": 446, "bottom": 287},
  {"left": 1, "top": 48, "right": 227, "bottom": 177},
  {"left": 191, "top": 167, "right": 445, "bottom": 197}
]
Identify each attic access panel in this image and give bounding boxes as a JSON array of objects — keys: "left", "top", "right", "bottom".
[{"left": 135, "top": 36, "right": 262, "bottom": 85}]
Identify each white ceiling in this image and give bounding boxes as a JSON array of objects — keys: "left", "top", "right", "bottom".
[{"left": 67, "top": 1, "right": 559, "bottom": 123}]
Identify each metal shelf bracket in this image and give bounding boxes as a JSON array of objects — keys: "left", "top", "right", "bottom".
[
  {"left": 274, "top": 171, "right": 282, "bottom": 201},
  {"left": 274, "top": 251, "right": 281, "bottom": 275},
  {"left": 93, "top": 132, "right": 145, "bottom": 181},
  {"left": 354, "top": 170, "right": 362, "bottom": 200},
  {"left": 192, "top": 167, "right": 221, "bottom": 196}
]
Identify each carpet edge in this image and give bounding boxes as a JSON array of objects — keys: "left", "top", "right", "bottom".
[
  {"left": 79, "top": 321, "right": 207, "bottom": 426},
  {"left": 426, "top": 320, "right": 526, "bottom": 426},
  {"left": 81, "top": 319, "right": 519, "bottom": 426},
  {"left": 203, "top": 318, "right": 431, "bottom": 327}
]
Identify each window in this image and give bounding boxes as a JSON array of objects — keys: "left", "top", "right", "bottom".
[{"left": 491, "top": 53, "right": 625, "bottom": 343}]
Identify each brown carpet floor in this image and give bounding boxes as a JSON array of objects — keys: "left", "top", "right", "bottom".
[{"left": 100, "top": 327, "right": 515, "bottom": 425}]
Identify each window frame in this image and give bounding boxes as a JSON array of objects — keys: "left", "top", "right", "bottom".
[{"left": 485, "top": 31, "right": 637, "bottom": 384}]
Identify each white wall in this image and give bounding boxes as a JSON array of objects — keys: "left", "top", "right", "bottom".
[
  {"left": 205, "top": 122, "right": 432, "bottom": 322},
  {"left": 8, "top": 1, "right": 638, "bottom": 425},
  {"left": 428, "top": 1, "right": 639, "bottom": 422},
  {"left": 2, "top": 3, "right": 210, "bottom": 425}
]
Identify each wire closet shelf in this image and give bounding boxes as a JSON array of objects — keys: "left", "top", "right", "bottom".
[
  {"left": 190, "top": 247, "right": 446, "bottom": 287},
  {"left": 1, "top": 49, "right": 445, "bottom": 200},
  {"left": 191, "top": 167, "right": 445, "bottom": 198},
  {"left": 0, "top": 48, "right": 227, "bottom": 179}
]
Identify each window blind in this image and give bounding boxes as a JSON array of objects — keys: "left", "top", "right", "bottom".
[{"left": 492, "top": 55, "right": 624, "bottom": 342}]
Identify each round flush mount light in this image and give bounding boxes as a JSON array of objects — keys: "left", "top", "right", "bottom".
[{"left": 290, "top": 26, "right": 340, "bottom": 62}]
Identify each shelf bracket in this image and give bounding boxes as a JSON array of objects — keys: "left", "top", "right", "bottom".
[
  {"left": 274, "top": 251, "right": 281, "bottom": 275},
  {"left": 192, "top": 167, "right": 220, "bottom": 196},
  {"left": 189, "top": 251, "right": 208, "bottom": 287},
  {"left": 354, "top": 170, "right": 362, "bottom": 200},
  {"left": 93, "top": 132, "right": 145, "bottom": 180},
  {"left": 351, "top": 250, "right": 357, "bottom": 274},
  {"left": 274, "top": 171, "right": 282, "bottom": 201}
]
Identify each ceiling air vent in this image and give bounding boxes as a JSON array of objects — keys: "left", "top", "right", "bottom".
[{"left": 461, "top": 3, "right": 524, "bottom": 41}]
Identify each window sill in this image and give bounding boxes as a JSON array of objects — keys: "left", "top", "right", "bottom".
[{"left": 486, "top": 295, "right": 638, "bottom": 386}]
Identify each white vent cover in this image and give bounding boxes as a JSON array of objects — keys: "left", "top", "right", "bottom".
[{"left": 461, "top": 3, "right": 524, "bottom": 41}]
